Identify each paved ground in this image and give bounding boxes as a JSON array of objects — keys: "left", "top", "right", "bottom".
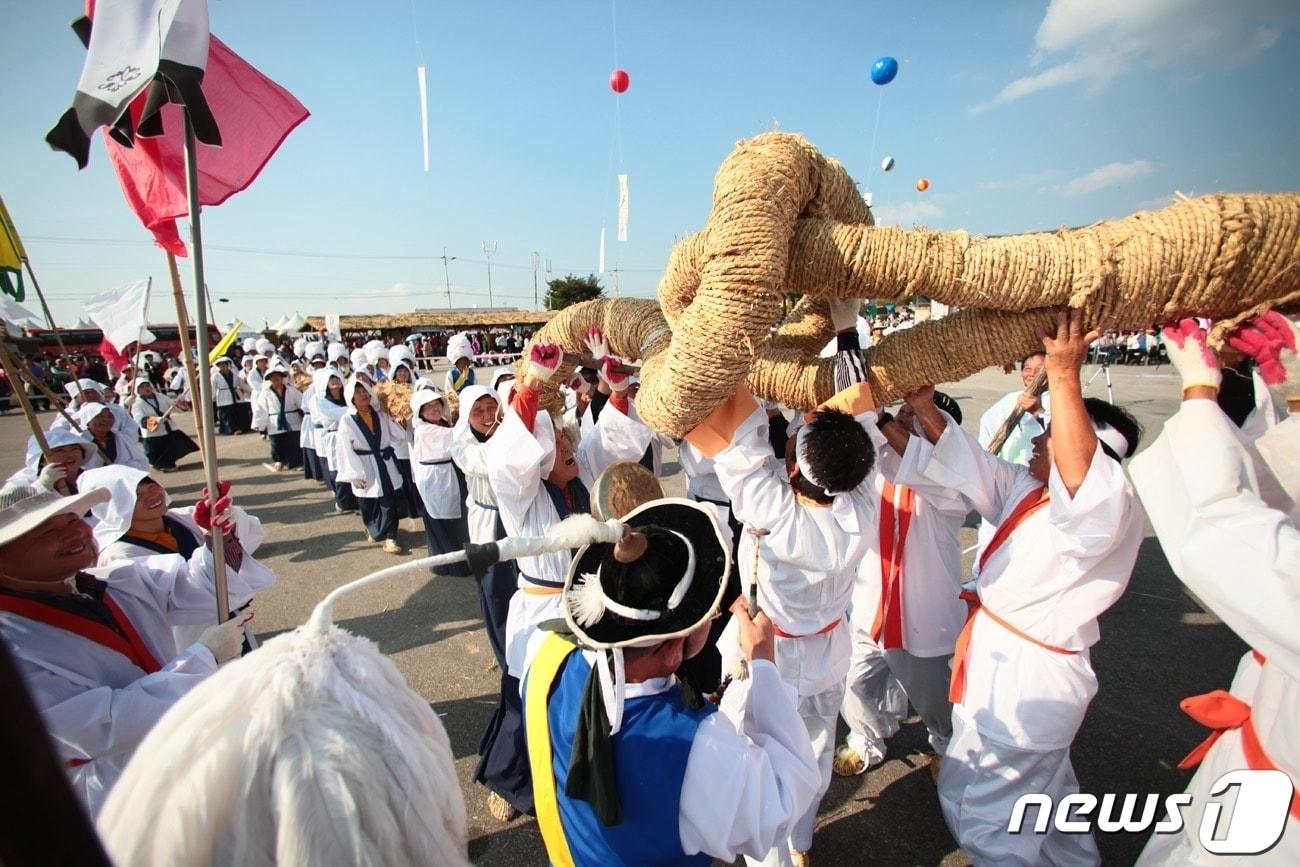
[{"left": 1, "top": 359, "right": 1245, "bottom": 866}]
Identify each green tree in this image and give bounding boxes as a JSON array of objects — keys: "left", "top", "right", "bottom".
[{"left": 545, "top": 274, "right": 605, "bottom": 310}]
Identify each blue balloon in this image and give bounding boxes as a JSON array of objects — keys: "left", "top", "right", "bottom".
[{"left": 871, "top": 56, "right": 899, "bottom": 86}]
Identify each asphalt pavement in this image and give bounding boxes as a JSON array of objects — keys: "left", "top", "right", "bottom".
[{"left": 0, "top": 359, "right": 1246, "bottom": 866}]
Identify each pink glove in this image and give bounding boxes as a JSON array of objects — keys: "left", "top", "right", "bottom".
[
  {"left": 525, "top": 341, "right": 562, "bottom": 382},
  {"left": 599, "top": 356, "right": 630, "bottom": 394},
  {"left": 584, "top": 328, "right": 611, "bottom": 361},
  {"left": 1227, "top": 311, "right": 1300, "bottom": 397},
  {"left": 199, "top": 481, "right": 232, "bottom": 502},
  {"left": 1161, "top": 318, "right": 1221, "bottom": 391},
  {"left": 193, "top": 495, "right": 235, "bottom": 534}
]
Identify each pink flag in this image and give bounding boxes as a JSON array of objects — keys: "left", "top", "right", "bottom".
[{"left": 105, "top": 35, "right": 309, "bottom": 256}]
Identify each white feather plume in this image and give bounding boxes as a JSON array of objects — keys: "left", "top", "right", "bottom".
[
  {"left": 97, "top": 620, "right": 470, "bottom": 867},
  {"left": 568, "top": 571, "right": 608, "bottom": 627}
]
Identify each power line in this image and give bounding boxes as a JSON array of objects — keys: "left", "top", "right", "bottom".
[{"left": 23, "top": 234, "right": 665, "bottom": 272}]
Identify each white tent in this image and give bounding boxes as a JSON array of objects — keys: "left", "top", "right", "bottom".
[
  {"left": 269, "top": 314, "right": 291, "bottom": 332},
  {"left": 281, "top": 311, "right": 308, "bottom": 333}
]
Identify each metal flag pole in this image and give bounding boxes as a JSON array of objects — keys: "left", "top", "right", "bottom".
[{"left": 182, "top": 108, "right": 230, "bottom": 625}]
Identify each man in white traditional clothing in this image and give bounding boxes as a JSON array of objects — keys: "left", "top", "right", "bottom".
[
  {"left": 0, "top": 483, "right": 272, "bottom": 818},
  {"left": 524, "top": 498, "right": 821, "bottom": 866},
  {"left": 1132, "top": 313, "right": 1299, "bottom": 865},
  {"left": 683, "top": 298, "right": 883, "bottom": 867},
  {"left": 834, "top": 392, "right": 969, "bottom": 777},
  {"left": 209, "top": 356, "right": 241, "bottom": 436},
  {"left": 900, "top": 309, "right": 1143, "bottom": 866}
]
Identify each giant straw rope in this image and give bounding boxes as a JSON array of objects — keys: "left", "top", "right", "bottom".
[{"left": 525, "top": 132, "right": 1300, "bottom": 437}]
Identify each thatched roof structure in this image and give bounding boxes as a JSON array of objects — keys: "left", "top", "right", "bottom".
[{"left": 305, "top": 310, "right": 556, "bottom": 333}]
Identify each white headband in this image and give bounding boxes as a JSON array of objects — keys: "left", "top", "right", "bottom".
[
  {"left": 568, "top": 529, "right": 696, "bottom": 627},
  {"left": 1092, "top": 420, "right": 1130, "bottom": 460}
]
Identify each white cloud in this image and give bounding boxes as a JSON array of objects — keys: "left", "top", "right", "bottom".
[
  {"left": 872, "top": 199, "right": 943, "bottom": 227},
  {"left": 973, "top": 0, "right": 1296, "bottom": 112},
  {"left": 1060, "top": 160, "right": 1156, "bottom": 197}
]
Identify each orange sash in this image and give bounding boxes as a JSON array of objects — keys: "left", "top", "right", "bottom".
[
  {"left": 870, "top": 481, "right": 915, "bottom": 649},
  {"left": 773, "top": 618, "right": 841, "bottom": 639},
  {"left": 949, "top": 487, "right": 1072, "bottom": 705},
  {"left": 1178, "top": 689, "right": 1300, "bottom": 821}
]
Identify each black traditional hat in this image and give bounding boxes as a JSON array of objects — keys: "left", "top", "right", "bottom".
[{"left": 562, "top": 498, "right": 730, "bottom": 650}]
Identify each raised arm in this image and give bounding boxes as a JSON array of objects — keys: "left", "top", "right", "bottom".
[{"left": 1041, "top": 309, "right": 1101, "bottom": 498}]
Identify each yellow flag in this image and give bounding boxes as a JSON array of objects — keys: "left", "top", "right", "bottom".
[
  {"left": 209, "top": 320, "right": 245, "bottom": 364},
  {"left": 0, "top": 195, "right": 28, "bottom": 301}
]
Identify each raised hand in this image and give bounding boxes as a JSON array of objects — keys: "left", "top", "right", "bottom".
[
  {"left": 194, "top": 494, "right": 235, "bottom": 534},
  {"left": 525, "top": 340, "right": 562, "bottom": 383},
  {"left": 1161, "top": 318, "right": 1221, "bottom": 392},
  {"left": 584, "top": 328, "right": 611, "bottom": 361},
  {"left": 598, "top": 355, "right": 630, "bottom": 394},
  {"left": 1227, "top": 311, "right": 1299, "bottom": 396},
  {"left": 1041, "top": 309, "right": 1100, "bottom": 380}
]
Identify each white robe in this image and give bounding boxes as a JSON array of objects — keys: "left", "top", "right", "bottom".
[
  {"left": 311, "top": 394, "right": 349, "bottom": 472},
  {"left": 0, "top": 546, "right": 275, "bottom": 818},
  {"left": 450, "top": 429, "right": 498, "bottom": 545},
  {"left": 1131, "top": 400, "right": 1300, "bottom": 865},
  {"left": 131, "top": 392, "right": 175, "bottom": 440},
  {"left": 97, "top": 506, "right": 266, "bottom": 649},
  {"left": 906, "top": 416, "right": 1142, "bottom": 866},
  {"left": 334, "top": 410, "right": 405, "bottom": 499},
  {"left": 701, "top": 394, "right": 880, "bottom": 856},
  {"left": 253, "top": 384, "right": 303, "bottom": 435},
  {"left": 411, "top": 422, "right": 461, "bottom": 520},
  {"left": 488, "top": 397, "right": 653, "bottom": 677},
  {"left": 209, "top": 368, "right": 238, "bottom": 407},
  {"left": 51, "top": 400, "right": 139, "bottom": 441},
  {"left": 298, "top": 384, "right": 317, "bottom": 451},
  {"left": 95, "top": 429, "right": 150, "bottom": 472}
]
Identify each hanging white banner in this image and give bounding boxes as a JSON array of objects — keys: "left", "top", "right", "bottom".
[
  {"left": 617, "top": 173, "right": 629, "bottom": 242},
  {"left": 417, "top": 65, "right": 430, "bottom": 172},
  {"left": 324, "top": 314, "right": 342, "bottom": 340},
  {"left": 598, "top": 226, "right": 606, "bottom": 273},
  {"left": 85, "top": 277, "right": 155, "bottom": 352}
]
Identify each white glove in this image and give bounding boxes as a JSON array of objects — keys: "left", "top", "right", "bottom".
[
  {"left": 584, "top": 328, "right": 611, "bottom": 361},
  {"left": 828, "top": 298, "right": 862, "bottom": 333},
  {"left": 38, "top": 463, "right": 67, "bottom": 490},
  {"left": 598, "top": 356, "right": 631, "bottom": 394},
  {"left": 198, "top": 612, "right": 252, "bottom": 664},
  {"left": 1161, "top": 319, "right": 1221, "bottom": 391}
]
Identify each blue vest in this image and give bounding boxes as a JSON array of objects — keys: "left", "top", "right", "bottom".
[{"left": 537, "top": 651, "right": 717, "bottom": 867}]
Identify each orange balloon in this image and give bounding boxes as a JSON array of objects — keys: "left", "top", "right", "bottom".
[{"left": 915, "top": 178, "right": 930, "bottom": 192}]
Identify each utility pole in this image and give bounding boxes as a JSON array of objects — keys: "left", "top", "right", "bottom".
[
  {"left": 531, "top": 251, "right": 541, "bottom": 310},
  {"left": 481, "top": 241, "right": 497, "bottom": 308},
  {"left": 438, "top": 247, "right": 456, "bottom": 309}
]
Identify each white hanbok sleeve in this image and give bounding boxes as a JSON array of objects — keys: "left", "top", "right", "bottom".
[
  {"left": 910, "top": 413, "right": 1035, "bottom": 525},
  {"left": 113, "top": 432, "right": 151, "bottom": 471},
  {"left": 576, "top": 398, "right": 654, "bottom": 488},
  {"left": 333, "top": 418, "right": 372, "bottom": 489},
  {"left": 127, "top": 542, "right": 276, "bottom": 627},
  {"left": 19, "top": 644, "right": 217, "bottom": 768},
  {"left": 705, "top": 399, "right": 865, "bottom": 573},
  {"left": 1131, "top": 399, "right": 1300, "bottom": 681},
  {"left": 486, "top": 410, "right": 551, "bottom": 517},
  {"left": 678, "top": 660, "right": 821, "bottom": 860},
  {"left": 1045, "top": 443, "right": 1135, "bottom": 564},
  {"left": 450, "top": 432, "right": 490, "bottom": 478},
  {"left": 250, "top": 386, "right": 269, "bottom": 432}
]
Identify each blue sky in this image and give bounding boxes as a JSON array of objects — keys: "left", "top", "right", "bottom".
[{"left": 4, "top": 0, "right": 1298, "bottom": 329}]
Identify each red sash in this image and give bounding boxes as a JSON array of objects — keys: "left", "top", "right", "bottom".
[
  {"left": 1179, "top": 689, "right": 1300, "bottom": 821},
  {"left": 0, "top": 592, "right": 162, "bottom": 675},
  {"left": 870, "top": 481, "right": 915, "bottom": 649},
  {"left": 949, "top": 487, "right": 1073, "bottom": 704}
]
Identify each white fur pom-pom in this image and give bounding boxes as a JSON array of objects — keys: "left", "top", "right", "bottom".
[{"left": 568, "top": 571, "right": 608, "bottom": 627}]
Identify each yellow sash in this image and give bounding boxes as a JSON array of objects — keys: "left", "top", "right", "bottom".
[{"left": 525, "top": 633, "right": 580, "bottom": 867}]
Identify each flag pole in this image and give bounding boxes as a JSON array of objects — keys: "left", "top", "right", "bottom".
[
  {"left": 181, "top": 108, "right": 230, "bottom": 625},
  {"left": 129, "top": 278, "right": 151, "bottom": 411},
  {"left": 0, "top": 333, "right": 70, "bottom": 495},
  {"left": 8, "top": 230, "right": 86, "bottom": 404},
  {"left": 165, "top": 253, "right": 206, "bottom": 463}
]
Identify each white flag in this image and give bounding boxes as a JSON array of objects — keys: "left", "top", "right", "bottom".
[
  {"left": 598, "top": 227, "right": 606, "bottom": 274},
  {"left": 617, "top": 173, "right": 629, "bottom": 242},
  {"left": 84, "top": 278, "right": 156, "bottom": 352},
  {"left": 417, "top": 65, "right": 430, "bottom": 172},
  {"left": 324, "top": 314, "right": 342, "bottom": 340}
]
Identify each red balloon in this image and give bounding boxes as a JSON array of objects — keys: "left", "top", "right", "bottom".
[{"left": 609, "top": 68, "right": 630, "bottom": 94}]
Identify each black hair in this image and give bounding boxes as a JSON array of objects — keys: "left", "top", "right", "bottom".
[
  {"left": 1019, "top": 351, "right": 1046, "bottom": 369},
  {"left": 800, "top": 409, "right": 875, "bottom": 493},
  {"left": 933, "top": 390, "right": 962, "bottom": 425},
  {"left": 1082, "top": 397, "right": 1142, "bottom": 461}
]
